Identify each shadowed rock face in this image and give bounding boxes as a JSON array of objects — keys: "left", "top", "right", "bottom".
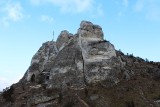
[{"left": 1, "top": 21, "right": 160, "bottom": 107}]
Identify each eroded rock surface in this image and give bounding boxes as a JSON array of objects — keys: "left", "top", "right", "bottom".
[
  {"left": 23, "top": 21, "right": 121, "bottom": 89},
  {"left": 78, "top": 21, "right": 118, "bottom": 84}
]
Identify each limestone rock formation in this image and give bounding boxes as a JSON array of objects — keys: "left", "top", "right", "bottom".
[
  {"left": 1, "top": 21, "right": 160, "bottom": 107},
  {"left": 78, "top": 21, "right": 118, "bottom": 84},
  {"left": 23, "top": 21, "right": 121, "bottom": 89}
]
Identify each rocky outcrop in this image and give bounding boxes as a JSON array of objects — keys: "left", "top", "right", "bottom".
[
  {"left": 80, "top": 21, "right": 104, "bottom": 39},
  {"left": 78, "top": 21, "right": 118, "bottom": 84},
  {"left": 2, "top": 21, "right": 125, "bottom": 107},
  {"left": 1, "top": 21, "right": 160, "bottom": 107},
  {"left": 23, "top": 21, "right": 121, "bottom": 89}
]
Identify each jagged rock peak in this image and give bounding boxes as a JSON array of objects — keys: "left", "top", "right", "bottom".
[
  {"left": 56, "top": 30, "right": 73, "bottom": 51},
  {"left": 80, "top": 21, "right": 102, "bottom": 31},
  {"left": 79, "top": 20, "right": 104, "bottom": 40}
]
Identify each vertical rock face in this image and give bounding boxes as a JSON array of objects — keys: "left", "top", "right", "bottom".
[
  {"left": 78, "top": 21, "right": 118, "bottom": 84},
  {"left": 23, "top": 20, "right": 121, "bottom": 88},
  {"left": 49, "top": 37, "right": 85, "bottom": 88},
  {"left": 78, "top": 21, "right": 116, "bottom": 61}
]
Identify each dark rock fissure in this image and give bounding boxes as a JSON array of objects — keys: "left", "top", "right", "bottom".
[
  {"left": 31, "top": 74, "right": 35, "bottom": 82},
  {"left": 81, "top": 42, "right": 87, "bottom": 85}
]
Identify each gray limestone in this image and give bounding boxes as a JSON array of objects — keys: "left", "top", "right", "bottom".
[
  {"left": 56, "top": 30, "right": 72, "bottom": 51},
  {"left": 78, "top": 21, "right": 117, "bottom": 84},
  {"left": 23, "top": 20, "right": 122, "bottom": 89}
]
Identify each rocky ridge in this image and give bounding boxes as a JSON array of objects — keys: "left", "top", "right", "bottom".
[{"left": 1, "top": 21, "right": 160, "bottom": 107}]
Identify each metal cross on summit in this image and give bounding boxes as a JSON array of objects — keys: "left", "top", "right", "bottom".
[{"left": 52, "top": 30, "right": 54, "bottom": 41}]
